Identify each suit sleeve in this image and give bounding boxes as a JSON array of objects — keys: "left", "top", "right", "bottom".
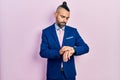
[
  {"left": 40, "top": 30, "right": 61, "bottom": 59},
  {"left": 73, "top": 29, "right": 89, "bottom": 55}
]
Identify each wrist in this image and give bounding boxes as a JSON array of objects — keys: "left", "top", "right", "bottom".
[{"left": 73, "top": 47, "right": 76, "bottom": 54}]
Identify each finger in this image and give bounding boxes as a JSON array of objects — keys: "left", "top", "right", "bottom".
[
  {"left": 61, "top": 46, "right": 70, "bottom": 51},
  {"left": 60, "top": 46, "right": 66, "bottom": 53},
  {"left": 60, "top": 46, "right": 67, "bottom": 55},
  {"left": 68, "top": 50, "right": 73, "bottom": 59},
  {"left": 63, "top": 52, "right": 68, "bottom": 62},
  {"left": 67, "top": 51, "right": 70, "bottom": 60},
  {"left": 64, "top": 46, "right": 72, "bottom": 51},
  {"left": 59, "top": 49, "right": 64, "bottom": 55}
]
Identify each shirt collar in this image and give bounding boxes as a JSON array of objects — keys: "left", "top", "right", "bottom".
[{"left": 55, "top": 23, "right": 65, "bottom": 31}]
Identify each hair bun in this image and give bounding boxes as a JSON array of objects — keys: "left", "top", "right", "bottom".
[
  {"left": 58, "top": 1, "right": 70, "bottom": 12},
  {"left": 62, "top": 1, "right": 67, "bottom": 6}
]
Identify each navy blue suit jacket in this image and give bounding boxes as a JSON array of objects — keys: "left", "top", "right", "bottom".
[{"left": 40, "top": 24, "right": 89, "bottom": 79}]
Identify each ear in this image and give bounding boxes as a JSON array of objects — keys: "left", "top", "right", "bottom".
[{"left": 54, "top": 12, "right": 57, "bottom": 18}]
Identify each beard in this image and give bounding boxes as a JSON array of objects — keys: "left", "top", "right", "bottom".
[{"left": 57, "top": 22, "right": 66, "bottom": 28}]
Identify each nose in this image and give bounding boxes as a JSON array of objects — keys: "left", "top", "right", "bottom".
[{"left": 63, "top": 18, "right": 68, "bottom": 23}]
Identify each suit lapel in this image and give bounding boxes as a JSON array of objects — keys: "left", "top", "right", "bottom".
[
  {"left": 62, "top": 26, "right": 69, "bottom": 46},
  {"left": 50, "top": 24, "right": 61, "bottom": 48},
  {"left": 50, "top": 24, "right": 70, "bottom": 47}
]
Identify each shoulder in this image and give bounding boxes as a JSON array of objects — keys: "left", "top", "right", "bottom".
[
  {"left": 65, "top": 25, "right": 80, "bottom": 36},
  {"left": 42, "top": 24, "right": 54, "bottom": 32},
  {"left": 65, "top": 25, "right": 77, "bottom": 31}
]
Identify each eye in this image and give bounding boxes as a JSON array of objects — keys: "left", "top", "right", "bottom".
[
  {"left": 60, "top": 15, "right": 65, "bottom": 18},
  {"left": 66, "top": 17, "right": 69, "bottom": 20}
]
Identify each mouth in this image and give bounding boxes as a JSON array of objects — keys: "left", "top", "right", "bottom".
[
  {"left": 60, "top": 22, "right": 66, "bottom": 25},
  {"left": 57, "top": 22, "right": 66, "bottom": 28}
]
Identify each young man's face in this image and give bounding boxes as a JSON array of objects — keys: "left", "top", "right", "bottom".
[{"left": 55, "top": 8, "right": 70, "bottom": 28}]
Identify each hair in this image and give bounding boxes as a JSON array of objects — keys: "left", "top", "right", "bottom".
[{"left": 56, "top": 1, "right": 70, "bottom": 12}]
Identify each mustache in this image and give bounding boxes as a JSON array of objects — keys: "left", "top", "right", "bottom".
[{"left": 60, "top": 22, "right": 66, "bottom": 24}]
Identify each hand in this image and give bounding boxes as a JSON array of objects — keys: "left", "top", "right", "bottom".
[
  {"left": 63, "top": 50, "right": 74, "bottom": 62},
  {"left": 63, "top": 51, "right": 68, "bottom": 62},
  {"left": 60, "top": 46, "right": 75, "bottom": 55},
  {"left": 60, "top": 46, "right": 75, "bottom": 62}
]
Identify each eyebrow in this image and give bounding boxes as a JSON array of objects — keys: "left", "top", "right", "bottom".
[{"left": 60, "top": 15, "right": 70, "bottom": 19}]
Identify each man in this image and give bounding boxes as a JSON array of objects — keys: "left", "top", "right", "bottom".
[{"left": 40, "top": 1, "right": 89, "bottom": 80}]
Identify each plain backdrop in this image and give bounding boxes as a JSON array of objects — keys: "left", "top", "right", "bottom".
[{"left": 0, "top": 0, "right": 120, "bottom": 80}]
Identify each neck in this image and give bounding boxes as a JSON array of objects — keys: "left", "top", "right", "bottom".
[{"left": 55, "top": 23, "right": 64, "bottom": 28}]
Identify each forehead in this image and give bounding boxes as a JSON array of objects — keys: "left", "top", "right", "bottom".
[{"left": 57, "top": 8, "right": 70, "bottom": 17}]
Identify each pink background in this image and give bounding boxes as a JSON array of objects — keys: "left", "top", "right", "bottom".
[{"left": 0, "top": 0, "right": 120, "bottom": 80}]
